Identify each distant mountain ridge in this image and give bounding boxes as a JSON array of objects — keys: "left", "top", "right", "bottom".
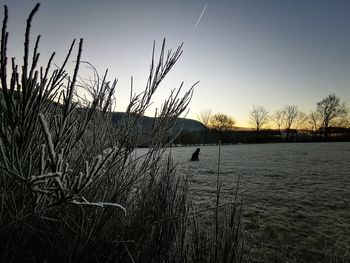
[{"left": 111, "top": 112, "right": 207, "bottom": 132}]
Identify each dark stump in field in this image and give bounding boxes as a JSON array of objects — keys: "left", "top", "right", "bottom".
[{"left": 191, "top": 148, "right": 200, "bottom": 161}]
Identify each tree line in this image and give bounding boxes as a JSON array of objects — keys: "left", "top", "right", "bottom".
[{"left": 194, "top": 94, "right": 349, "bottom": 142}]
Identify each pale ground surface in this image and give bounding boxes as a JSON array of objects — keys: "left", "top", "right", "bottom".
[{"left": 137, "top": 142, "right": 350, "bottom": 261}]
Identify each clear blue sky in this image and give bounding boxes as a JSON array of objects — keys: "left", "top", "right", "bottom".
[{"left": 3, "top": 0, "right": 350, "bottom": 126}]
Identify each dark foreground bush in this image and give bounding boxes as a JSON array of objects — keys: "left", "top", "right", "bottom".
[{"left": 0, "top": 4, "right": 253, "bottom": 262}]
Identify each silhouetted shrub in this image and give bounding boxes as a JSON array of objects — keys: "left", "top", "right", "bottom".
[{"left": 0, "top": 4, "right": 253, "bottom": 262}]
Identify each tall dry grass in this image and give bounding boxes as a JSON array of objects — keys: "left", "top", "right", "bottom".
[{"left": 0, "top": 4, "right": 254, "bottom": 262}]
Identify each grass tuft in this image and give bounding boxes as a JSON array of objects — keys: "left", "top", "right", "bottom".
[{"left": 0, "top": 4, "right": 253, "bottom": 262}]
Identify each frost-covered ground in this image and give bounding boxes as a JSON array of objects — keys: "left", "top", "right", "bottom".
[{"left": 156, "top": 142, "right": 350, "bottom": 261}]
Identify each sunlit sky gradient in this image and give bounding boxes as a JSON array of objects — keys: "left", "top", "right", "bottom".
[{"left": 3, "top": 0, "right": 350, "bottom": 126}]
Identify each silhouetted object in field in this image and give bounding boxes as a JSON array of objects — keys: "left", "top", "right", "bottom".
[{"left": 191, "top": 148, "right": 200, "bottom": 161}]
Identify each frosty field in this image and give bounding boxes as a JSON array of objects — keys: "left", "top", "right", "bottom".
[{"left": 162, "top": 142, "right": 350, "bottom": 261}]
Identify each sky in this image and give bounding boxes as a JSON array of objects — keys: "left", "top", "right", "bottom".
[{"left": 2, "top": 0, "right": 350, "bottom": 127}]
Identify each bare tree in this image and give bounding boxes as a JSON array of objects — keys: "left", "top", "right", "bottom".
[
  {"left": 197, "top": 109, "right": 212, "bottom": 127},
  {"left": 308, "top": 111, "right": 322, "bottom": 133},
  {"left": 335, "top": 116, "right": 350, "bottom": 128},
  {"left": 249, "top": 106, "right": 270, "bottom": 132},
  {"left": 209, "top": 113, "right": 235, "bottom": 132},
  {"left": 283, "top": 105, "right": 307, "bottom": 139},
  {"left": 316, "top": 94, "right": 348, "bottom": 138},
  {"left": 272, "top": 110, "right": 285, "bottom": 133}
]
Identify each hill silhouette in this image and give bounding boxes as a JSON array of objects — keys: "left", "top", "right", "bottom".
[{"left": 111, "top": 112, "right": 207, "bottom": 132}]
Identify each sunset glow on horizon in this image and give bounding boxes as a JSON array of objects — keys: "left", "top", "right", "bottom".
[{"left": 3, "top": 0, "right": 350, "bottom": 127}]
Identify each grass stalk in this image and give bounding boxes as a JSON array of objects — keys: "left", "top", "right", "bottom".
[{"left": 215, "top": 139, "right": 222, "bottom": 261}]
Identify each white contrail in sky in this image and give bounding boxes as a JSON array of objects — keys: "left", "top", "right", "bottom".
[{"left": 193, "top": 3, "right": 208, "bottom": 33}]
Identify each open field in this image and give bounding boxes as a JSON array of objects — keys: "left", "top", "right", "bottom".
[{"left": 158, "top": 142, "right": 350, "bottom": 261}]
